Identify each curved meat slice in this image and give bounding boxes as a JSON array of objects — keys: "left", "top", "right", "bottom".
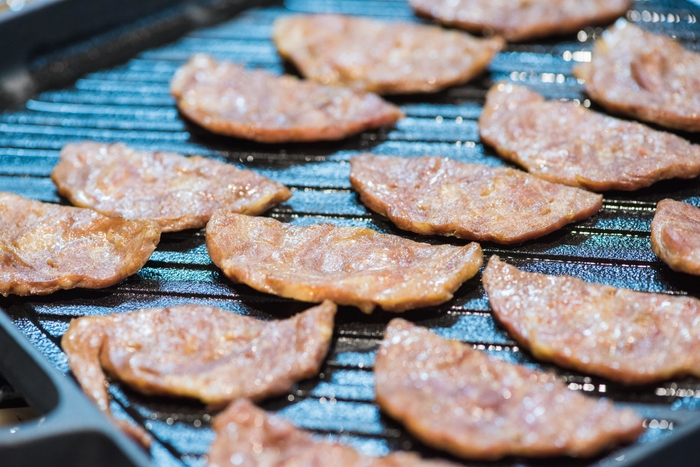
[
  {"left": 206, "top": 212, "right": 482, "bottom": 313},
  {"left": 170, "top": 54, "right": 403, "bottom": 143},
  {"left": 375, "top": 319, "right": 644, "bottom": 460},
  {"left": 483, "top": 256, "right": 700, "bottom": 384},
  {"left": 0, "top": 192, "right": 160, "bottom": 297},
  {"left": 651, "top": 199, "right": 700, "bottom": 275},
  {"left": 272, "top": 14, "right": 503, "bottom": 94},
  {"left": 209, "top": 399, "right": 458, "bottom": 467},
  {"left": 349, "top": 154, "right": 602, "bottom": 244},
  {"left": 51, "top": 142, "right": 291, "bottom": 232},
  {"left": 575, "top": 21, "right": 700, "bottom": 132},
  {"left": 409, "top": 0, "right": 631, "bottom": 42},
  {"left": 479, "top": 83, "right": 700, "bottom": 191},
  {"left": 62, "top": 301, "right": 336, "bottom": 447}
]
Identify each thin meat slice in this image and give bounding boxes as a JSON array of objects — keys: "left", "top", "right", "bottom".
[
  {"left": 62, "top": 301, "right": 336, "bottom": 447},
  {"left": 170, "top": 54, "right": 403, "bottom": 143},
  {"left": 651, "top": 199, "right": 700, "bottom": 275},
  {"left": 483, "top": 256, "right": 700, "bottom": 384},
  {"left": 206, "top": 212, "right": 482, "bottom": 313},
  {"left": 349, "top": 154, "right": 602, "bottom": 244},
  {"left": 375, "top": 319, "right": 644, "bottom": 460},
  {"left": 272, "top": 14, "right": 503, "bottom": 94},
  {"left": 0, "top": 192, "right": 160, "bottom": 297},
  {"left": 575, "top": 21, "right": 700, "bottom": 132},
  {"left": 409, "top": 0, "right": 632, "bottom": 42},
  {"left": 209, "top": 399, "right": 458, "bottom": 467},
  {"left": 479, "top": 83, "right": 700, "bottom": 191},
  {"left": 51, "top": 142, "right": 291, "bottom": 232}
]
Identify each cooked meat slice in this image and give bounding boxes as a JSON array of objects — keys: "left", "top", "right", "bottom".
[
  {"left": 51, "top": 142, "right": 291, "bottom": 232},
  {"left": 483, "top": 256, "right": 700, "bottom": 384},
  {"left": 409, "top": 0, "right": 631, "bottom": 42},
  {"left": 375, "top": 319, "right": 644, "bottom": 460},
  {"left": 349, "top": 154, "right": 602, "bottom": 244},
  {"left": 206, "top": 212, "right": 482, "bottom": 313},
  {"left": 0, "top": 192, "right": 160, "bottom": 297},
  {"left": 272, "top": 14, "right": 503, "bottom": 94},
  {"left": 651, "top": 199, "right": 700, "bottom": 275},
  {"left": 170, "top": 54, "right": 403, "bottom": 143},
  {"left": 62, "top": 301, "right": 336, "bottom": 447},
  {"left": 479, "top": 83, "right": 700, "bottom": 191},
  {"left": 209, "top": 399, "right": 458, "bottom": 467},
  {"left": 575, "top": 22, "right": 700, "bottom": 132}
]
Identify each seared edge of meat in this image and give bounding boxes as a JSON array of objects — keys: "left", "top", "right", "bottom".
[
  {"left": 51, "top": 141, "right": 291, "bottom": 232},
  {"left": 0, "top": 192, "right": 160, "bottom": 297},
  {"left": 208, "top": 398, "right": 460, "bottom": 467},
  {"left": 483, "top": 255, "right": 700, "bottom": 384},
  {"left": 651, "top": 199, "right": 700, "bottom": 275},
  {"left": 205, "top": 211, "right": 483, "bottom": 313},
  {"left": 61, "top": 301, "right": 336, "bottom": 447},
  {"left": 374, "top": 318, "right": 644, "bottom": 460},
  {"left": 349, "top": 153, "right": 602, "bottom": 243}
]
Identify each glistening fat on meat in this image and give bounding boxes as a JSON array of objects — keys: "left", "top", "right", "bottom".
[
  {"left": 205, "top": 212, "right": 483, "bottom": 313},
  {"left": 349, "top": 154, "right": 602, "bottom": 244},
  {"left": 0, "top": 192, "right": 160, "bottom": 297},
  {"left": 52, "top": 142, "right": 291, "bottom": 232},
  {"left": 62, "top": 301, "right": 336, "bottom": 446},
  {"left": 651, "top": 199, "right": 700, "bottom": 275},
  {"left": 170, "top": 54, "right": 403, "bottom": 143},
  {"left": 483, "top": 256, "right": 700, "bottom": 384},
  {"left": 374, "top": 319, "right": 644, "bottom": 460},
  {"left": 575, "top": 21, "right": 700, "bottom": 132},
  {"left": 408, "top": 0, "right": 632, "bottom": 42},
  {"left": 479, "top": 82, "right": 700, "bottom": 191},
  {"left": 273, "top": 14, "right": 503, "bottom": 94}
]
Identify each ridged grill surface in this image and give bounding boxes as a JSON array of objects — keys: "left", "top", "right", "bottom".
[{"left": 2, "top": 0, "right": 700, "bottom": 465}]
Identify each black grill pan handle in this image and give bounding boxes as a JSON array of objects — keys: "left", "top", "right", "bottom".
[{"left": 0, "top": 309, "right": 151, "bottom": 467}]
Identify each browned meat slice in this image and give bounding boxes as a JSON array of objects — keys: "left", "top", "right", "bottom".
[
  {"left": 209, "top": 399, "right": 458, "bottom": 467},
  {"left": 170, "top": 54, "right": 403, "bottom": 143},
  {"left": 479, "top": 83, "right": 700, "bottom": 191},
  {"left": 272, "top": 14, "right": 503, "bottom": 94},
  {"left": 375, "top": 319, "right": 644, "bottom": 460},
  {"left": 349, "top": 154, "right": 602, "bottom": 244},
  {"left": 651, "top": 199, "right": 700, "bottom": 275},
  {"left": 409, "top": 0, "right": 631, "bottom": 42},
  {"left": 0, "top": 192, "right": 160, "bottom": 297},
  {"left": 51, "top": 142, "right": 291, "bottom": 232},
  {"left": 484, "top": 256, "right": 700, "bottom": 384},
  {"left": 206, "top": 212, "right": 482, "bottom": 313},
  {"left": 62, "top": 301, "right": 336, "bottom": 447},
  {"left": 575, "top": 22, "right": 700, "bottom": 132}
]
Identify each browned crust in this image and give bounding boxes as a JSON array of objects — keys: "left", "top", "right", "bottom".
[
  {"left": 170, "top": 55, "right": 403, "bottom": 143},
  {"left": 410, "top": 0, "right": 633, "bottom": 42},
  {"left": 205, "top": 212, "right": 483, "bottom": 313},
  {"left": 0, "top": 192, "right": 160, "bottom": 297}
]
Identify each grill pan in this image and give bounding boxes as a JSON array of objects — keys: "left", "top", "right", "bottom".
[{"left": 2, "top": 0, "right": 700, "bottom": 465}]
